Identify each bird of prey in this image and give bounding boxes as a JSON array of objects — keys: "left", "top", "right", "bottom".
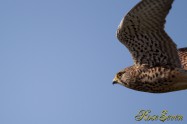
[{"left": 113, "top": 0, "right": 187, "bottom": 93}]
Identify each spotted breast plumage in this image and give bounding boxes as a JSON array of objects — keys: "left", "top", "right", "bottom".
[{"left": 113, "top": 0, "right": 187, "bottom": 93}]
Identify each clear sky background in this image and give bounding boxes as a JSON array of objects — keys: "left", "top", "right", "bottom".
[{"left": 1, "top": 0, "right": 187, "bottom": 124}]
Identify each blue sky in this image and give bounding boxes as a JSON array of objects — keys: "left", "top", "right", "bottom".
[{"left": 0, "top": 0, "right": 187, "bottom": 124}]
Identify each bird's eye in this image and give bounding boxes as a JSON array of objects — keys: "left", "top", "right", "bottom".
[{"left": 118, "top": 73, "right": 122, "bottom": 77}]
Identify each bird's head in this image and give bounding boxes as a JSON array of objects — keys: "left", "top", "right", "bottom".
[{"left": 113, "top": 66, "right": 136, "bottom": 87}]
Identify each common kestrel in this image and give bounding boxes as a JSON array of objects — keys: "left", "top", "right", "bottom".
[{"left": 113, "top": 0, "right": 187, "bottom": 93}]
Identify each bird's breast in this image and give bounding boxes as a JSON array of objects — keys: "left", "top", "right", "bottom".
[{"left": 127, "top": 67, "right": 187, "bottom": 93}]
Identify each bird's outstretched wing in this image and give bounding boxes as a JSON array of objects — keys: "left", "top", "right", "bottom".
[
  {"left": 117, "top": 0, "right": 181, "bottom": 68},
  {"left": 178, "top": 47, "right": 187, "bottom": 70}
]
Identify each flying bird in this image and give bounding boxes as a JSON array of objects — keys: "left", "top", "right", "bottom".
[{"left": 113, "top": 0, "right": 187, "bottom": 93}]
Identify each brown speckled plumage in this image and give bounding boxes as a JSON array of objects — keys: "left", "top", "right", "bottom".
[
  {"left": 113, "top": 0, "right": 187, "bottom": 93},
  {"left": 178, "top": 47, "right": 187, "bottom": 70}
]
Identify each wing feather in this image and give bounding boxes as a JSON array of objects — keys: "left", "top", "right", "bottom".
[{"left": 117, "top": 0, "right": 181, "bottom": 68}]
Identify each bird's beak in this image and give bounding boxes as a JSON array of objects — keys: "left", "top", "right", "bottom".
[
  {"left": 113, "top": 81, "right": 118, "bottom": 85},
  {"left": 112, "top": 76, "right": 119, "bottom": 85}
]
